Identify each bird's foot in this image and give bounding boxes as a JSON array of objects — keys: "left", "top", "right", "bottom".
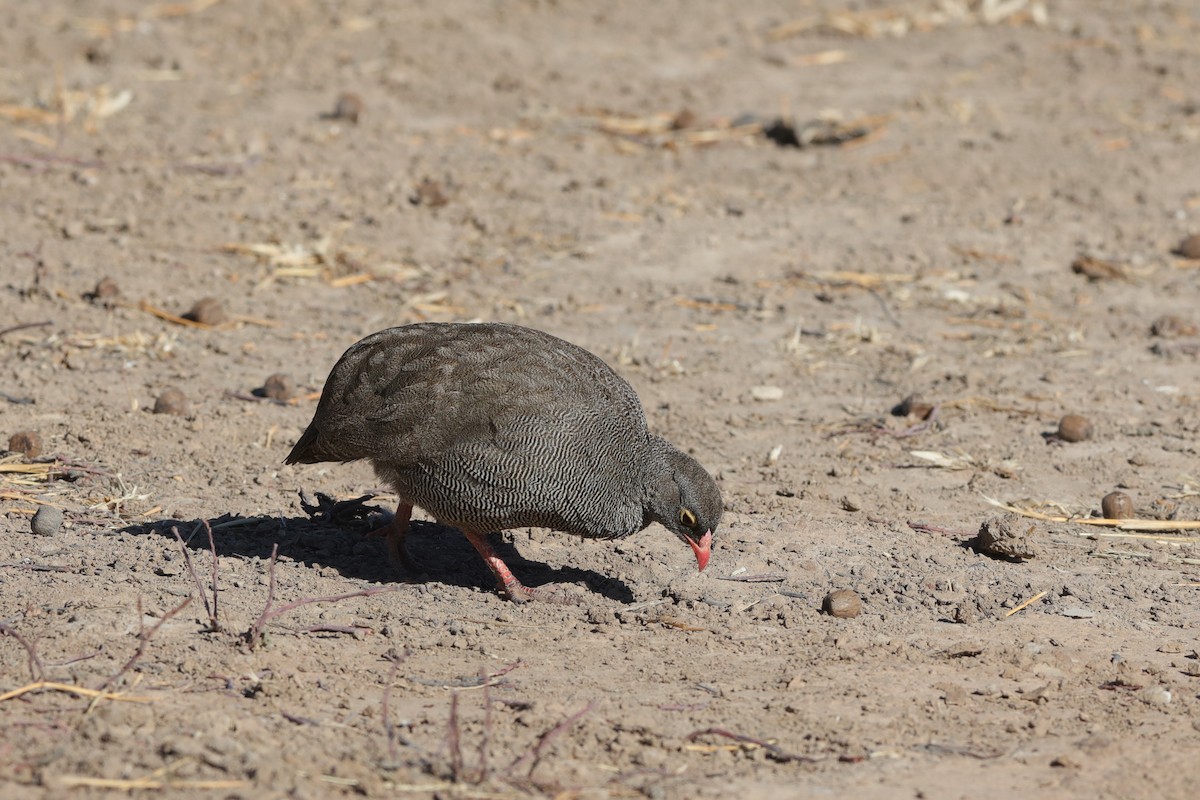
[
  {"left": 501, "top": 580, "right": 579, "bottom": 605},
  {"left": 368, "top": 502, "right": 427, "bottom": 574}
]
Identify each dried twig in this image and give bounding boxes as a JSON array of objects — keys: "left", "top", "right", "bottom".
[
  {"left": 0, "top": 620, "right": 45, "bottom": 681},
  {"left": 684, "top": 727, "right": 821, "bottom": 763},
  {"left": 1004, "top": 590, "right": 1048, "bottom": 617},
  {"left": 97, "top": 596, "right": 193, "bottom": 693},
  {"left": 172, "top": 523, "right": 218, "bottom": 631},
  {"left": 0, "top": 320, "right": 52, "bottom": 338},
  {"left": 244, "top": 543, "right": 399, "bottom": 648},
  {"left": 506, "top": 701, "right": 596, "bottom": 778},
  {"left": 0, "top": 681, "right": 152, "bottom": 705}
]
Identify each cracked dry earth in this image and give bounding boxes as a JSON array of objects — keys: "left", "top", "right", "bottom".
[{"left": 3, "top": 1, "right": 1200, "bottom": 798}]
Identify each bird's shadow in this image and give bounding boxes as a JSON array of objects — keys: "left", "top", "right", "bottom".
[{"left": 121, "top": 501, "right": 636, "bottom": 604}]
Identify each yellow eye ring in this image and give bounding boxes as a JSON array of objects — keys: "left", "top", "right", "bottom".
[{"left": 679, "top": 508, "right": 698, "bottom": 528}]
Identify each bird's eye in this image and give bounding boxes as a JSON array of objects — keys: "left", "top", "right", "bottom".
[{"left": 679, "top": 508, "right": 698, "bottom": 528}]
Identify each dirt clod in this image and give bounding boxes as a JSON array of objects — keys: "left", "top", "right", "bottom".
[
  {"left": 331, "top": 92, "right": 364, "bottom": 124},
  {"left": 1177, "top": 234, "right": 1200, "bottom": 260},
  {"left": 85, "top": 277, "right": 121, "bottom": 306},
  {"left": 972, "top": 513, "right": 1037, "bottom": 561},
  {"left": 1101, "top": 491, "right": 1134, "bottom": 520},
  {"left": 153, "top": 387, "right": 190, "bottom": 416},
  {"left": 1056, "top": 414, "right": 1093, "bottom": 443},
  {"left": 8, "top": 430, "right": 43, "bottom": 457},
  {"left": 1150, "top": 314, "right": 1197, "bottom": 338},
  {"left": 31, "top": 505, "right": 63, "bottom": 536},
  {"left": 261, "top": 373, "right": 296, "bottom": 401},
  {"left": 822, "top": 589, "right": 862, "bottom": 618},
  {"left": 183, "top": 297, "right": 227, "bottom": 326}
]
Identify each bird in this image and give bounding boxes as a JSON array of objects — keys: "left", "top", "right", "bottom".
[{"left": 285, "top": 322, "right": 722, "bottom": 602}]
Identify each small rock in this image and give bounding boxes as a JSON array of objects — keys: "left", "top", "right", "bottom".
[
  {"left": 62, "top": 220, "right": 85, "bottom": 239},
  {"left": 1100, "top": 491, "right": 1134, "bottom": 520},
  {"left": 1057, "top": 414, "right": 1093, "bottom": 443},
  {"left": 8, "top": 431, "right": 43, "bottom": 458},
  {"left": 822, "top": 589, "right": 862, "bottom": 618},
  {"left": 1059, "top": 607, "right": 1095, "bottom": 619},
  {"left": 85, "top": 277, "right": 121, "bottom": 306},
  {"left": 1150, "top": 314, "right": 1197, "bottom": 338},
  {"left": 153, "top": 387, "right": 190, "bottom": 416},
  {"left": 838, "top": 495, "right": 861, "bottom": 512},
  {"left": 261, "top": 373, "right": 295, "bottom": 401},
  {"left": 893, "top": 393, "right": 934, "bottom": 419},
  {"left": 972, "top": 513, "right": 1037, "bottom": 560},
  {"left": 750, "top": 385, "right": 784, "bottom": 402},
  {"left": 331, "top": 92, "right": 364, "bottom": 124},
  {"left": 31, "top": 505, "right": 63, "bottom": 536},
  {"left": 1140, "top": 685, "right": 1171, "bottom": 706},
  {"left": 183, "top": 297, "right": 227, "bottom": 326},
  {"left": 670, "top": 108, "right": 697, "bottom": 130},
  {"left": 411, "top": 178, "right": 449, "bottom": 208},
  {"left": 1177, "top": 234, "right": 1200, "bottom": 260}
]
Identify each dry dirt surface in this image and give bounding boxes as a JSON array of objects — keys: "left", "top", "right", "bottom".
[{"left": 3, "top": 1, "right": 1200, "bottom": 798}]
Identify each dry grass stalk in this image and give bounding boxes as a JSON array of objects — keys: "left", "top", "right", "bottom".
[
  {"left": 1004, "top": 590, "right": 1048, "bottom": 617},
  {"left": 0, "top": 681, "right": 152, "bottom": 705}
]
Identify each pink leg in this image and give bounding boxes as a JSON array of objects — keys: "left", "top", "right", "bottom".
[
  {"left": 459, "top": 529, "right": 543, "bottom": 603},
  {"left": 368, "top": 502, "right": 423, "bottom": 573}
]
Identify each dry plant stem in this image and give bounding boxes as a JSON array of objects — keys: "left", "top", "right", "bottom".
[
  {"left": 381, "top": 653, "right": 408, "bottom": 762},
  {"left": 98, "top": 595, "right": 193, "bottom": 693},
  {"left": 447, "top": 692, "right": 464, "bottom": 781},
  {"left": 172, "top": 523, "right": 217, "bottom": 630},
  {"left": 204, "top": 519, "right": 220, "bottom": 629},
  {"left": 0, "top": 320, "right": 52, "bottom": 338},
  {"left": 246, "top": 543, "right": 400, "bottom": 647},
  {"left": 0, "top": 681, "right": 152, "bottom": 705},
  {"left": 506, "top": 701, "right": 596, "bottom": 778},
  {"left": 0, "top": 620, "right": 45, "bottom": 681},
  {"left": 684, "top": 727, "right": 820, "bottom": 764}
]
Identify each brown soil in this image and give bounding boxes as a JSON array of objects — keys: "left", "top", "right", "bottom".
[{"left": 3, "top": 1, "right": 1200, "bottom": 798}]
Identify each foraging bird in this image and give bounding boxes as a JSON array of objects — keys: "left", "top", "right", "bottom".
[{"left": 285, "top": 322, "right": 722, "bottom": 602}]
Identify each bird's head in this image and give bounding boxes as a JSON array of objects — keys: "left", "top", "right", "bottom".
[{"left": 650, "top": 440, "right": 723, "bottom": 571}]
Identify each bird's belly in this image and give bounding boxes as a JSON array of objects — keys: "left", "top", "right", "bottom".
[{"left": 375, "top": 459, "right": 642, "bottom": 539}]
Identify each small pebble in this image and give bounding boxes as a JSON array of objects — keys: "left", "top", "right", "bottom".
[
  {"left": 331, "top": 92, "right": 364, "bottom": 124},
  {"left": 31, "top": 505, "right": 63, "bottom": 536},
  {"left": 750, "top": 385, "right": 784, "bottom": 402},
  {"left": 86, "top": 277, "right": 121, "bottom": 305},
  {"left": 411, "top": 178, "right": 449, "bottom": 208},
  {"left": 261, "top": 373, "right": 296, "bottom": 401},
  {"left": 183, "top": 297, "right": 227, "bottom": 326},
  {"left": 1140, "top": 685, "right": 1171, "bottom": 706},
  {"left": 154, "top": 387, "right": 190, "bottom": 416},
  {"left": 8, "top": 430, "right": 43, "bottom": 458},
  {"left": 1057, "top": 414, "right": 1093, "bottom": 443},
  {"left": 1101, "top": 491, "right": 1134, "bottom": 520},
  {"left": 822, "top": 589, "right": 862, "bottom": 618},
  {"left": 1177, "top": 234, "right": 1200, "bottom": 260}
]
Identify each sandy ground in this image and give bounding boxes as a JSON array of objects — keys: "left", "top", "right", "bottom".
[{"left": 3, "top": 1, "right": 1200, "bottom": 797}]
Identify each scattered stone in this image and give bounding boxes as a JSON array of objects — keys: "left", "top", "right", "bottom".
[
  {"left": 8, "top": 430, "right": 43, "bottom": 458},
  {"left": 1071, "top": 254, "right": 1127, "bottom": 282},
  {"left": 750, "top": 385, "right": 784, "bottom": 402},
  {"left": 183, "top": 297, "right": 227, "bottom": 326},
  {"left": 893, "top": 393, "right": 933, "bottom": 419},
  {"left": 1059, "top": 607, "right": 1095, "bottom": 619},
  {"left": 154, "top": 387, "right": 190, "bottom": 416},
  {"left": 971, "top": 513, "right": 1037, "bottom": 561},
  {"left": 670, "top": 108, "right": 697, "bottom": 130},
  {"left": 331, "top": 92, "right": 364, "bottom": 124},
  {"left": 1050, "top": 754, "right": 1083, "bottom": 769},
  {"left": 1100, "top": 491, "right": 1134, "bottom": 520},
  {"left": 1056, "top": 414, "right": 1093, "bottom": 443},
  {"left": 411, "top": 178, "right": 449, "bottom": 208},
  {"left": 1139, "top": 685, "right": 1171, "bottom": 706},
  {"left": 1177, "top": 233, "right": 1200, "bottom": 260},
  {"left": 85, "top": 277, "right": 121, "bottom": 306},
  {"left": 1150, "top": 314, "right": 1197, "bottom": 338},
  {"left": 822, "top": 589, "right": 862, "bottom": 618},
  {"left": 31, "top": 505, "right": 63, "bottom": 536},
  {"left": 260, "top": 373, "right": 296, "bottom": 401}
]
